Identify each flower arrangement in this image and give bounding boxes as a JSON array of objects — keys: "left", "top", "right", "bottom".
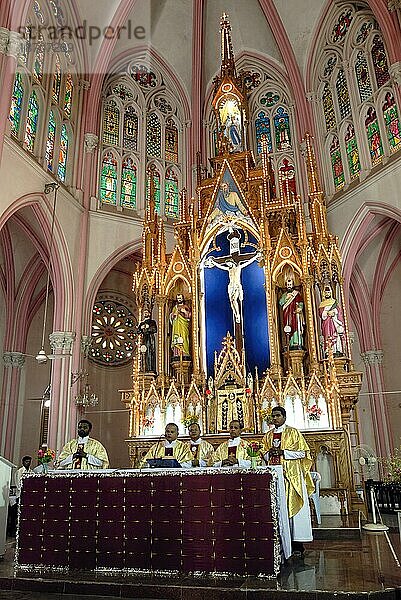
[
  {"left": 306, "top": 404, "right": 323, "bottom": 421},
  {"left": 260, "top": 408, "right": 273, "bottom": 424},
  {"left": 142, "top": 416, "right": 155, "bottom": 429},
  {"left": 181, "top": 415, "right": 199, "bottom": 428},
  {"left": 37, "top": 446, "right": 55, "bottom": 464},
  {"left": 247, "top": 441, "right": 262, "bottom": 458},
  {"left": 382, "top": 446, "right": 401, "bottom": 483}
]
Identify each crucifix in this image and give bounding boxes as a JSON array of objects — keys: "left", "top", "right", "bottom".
[{"left": 204, "top": 229, "right": 260, "bottom": 352}]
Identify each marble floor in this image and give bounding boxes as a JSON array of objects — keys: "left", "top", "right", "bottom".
[{"left": 1, "top": 516, "right": 401, "bottom": 599}]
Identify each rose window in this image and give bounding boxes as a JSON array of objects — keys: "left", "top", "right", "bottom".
[{"left": 90, "top": 300, "right": 137, "bottom": 365}]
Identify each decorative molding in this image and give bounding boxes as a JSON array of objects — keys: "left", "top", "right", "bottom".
[
  {"left": 81, "top": 335, "right": 92, "bottom": 357},
  {"left": 8, "top": 31, "right": 23, "bottom": 60},
  {"left": 84, "top": 133, "right": 99, "bottom": 153},
  {"left": 306, "top": 91, "right": 318, "bottom": 103},
  {"left": 389, "top": 62, "right": 401, "bottom": 87},
  {"left": 49, "top": 331, "right": 76, "bottom": 353},
  {"left": 360, "top": 349, "right": 384, "bottom": 366},
  {"left": 3, "top": 351, "right": 25, "bottom": 368},
  {"left": 0, "top": 27, "right": 9, "bottom": 55},
  {"left": 388, "top": 0, "right": 401, "bottom": 12},
  {"left": 78, "top": 79, "right": 90, "bottom": 91}
]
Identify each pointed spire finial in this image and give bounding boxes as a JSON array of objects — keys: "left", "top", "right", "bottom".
[{"left": 220, "top": 12, "right": 236, "bottom": 78}]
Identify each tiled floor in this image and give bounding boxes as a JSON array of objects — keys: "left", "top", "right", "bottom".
[{"left": 2, "top": 516, "right": 401, "bottom": 599}]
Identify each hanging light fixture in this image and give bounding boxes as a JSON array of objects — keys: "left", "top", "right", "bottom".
[{"left": 74, "top": 372, "right": 99, "bottom": 408}]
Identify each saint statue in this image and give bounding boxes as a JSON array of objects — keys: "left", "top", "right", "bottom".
[
  {"left": 319, "top": 284, "right": 345, "bottom": 355},
  {"left": 279, "top": 274, "right": 305, "bottom": 349},
  {"left": 137, "top": 308, "right": 157, "bottom": 373},
  {"left": 170, "top": 294, "right": 191, "bottom": 359}
]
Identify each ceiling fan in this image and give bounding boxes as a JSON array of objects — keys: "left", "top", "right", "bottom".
[{"left": 20, "top": 183, "right": 72, "bottom": 365}]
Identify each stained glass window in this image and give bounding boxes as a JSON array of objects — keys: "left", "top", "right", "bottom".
[
  {"left": 64, "top": 73, "right": 73, "bottom": 116},
  {"left": 103, "top": 100, "right": 120, "bottom": 146},
  {"left": 355, "top": 51, "right": 372, "bottom": 102},
  {"left": 383, "top": 91, "right": 401, "bottom": 153},
  {"left": 278, "top": 158, "right": 296, "bottom": 200},
  {"left": 365, "top": 106, "right": 383, "bottom": 165},
  {"left": 33, "top": 1, "right": 44, "bottom": 23},
  {"left": 146, "top": 113, "right": 161, "bottom": 157},
  {"left": 336, "top": 70, "right": 351, "bottom": 119},
  {"left": 274, "top": 107, "right": 291, "bottom": 151},
  {"left": 52, "top": 55, "right": 61, "bottom": 103},
  {"left": 45, "top": 110, "right": 56, "bottom": 171},
  {"left": 9, "top": 73, "right": 23, "bottom": 135},
  {"left": 58, "top": 124, "right": 68, "bottom": 181},
  {"left": 33, "top": 35, "right": 44, "bottom": 82},
  {"left": 255, "top": 111, "right": 272, "bottom": 153},
  {"left": 165, "top": 118, "right": 178, "bottom": 162},
  {"left": 371, "top": 35, "right": 390, "bottom": 88},
  {"left": 100, "top": 152, "right": 118, "bottom": 205},
  {"left": 123, "top": 106, "right": 138, "bottom": 151},
  {"left": 90, "top": 300, "right": 136, "bottom": 366},
  {"left": 331, "top": 8, "right": 353, "bottom": 43},
  {"left": 330, "top": 137, "right": 345, "bottom": 190},
  {"left": 345, "top": 124, "right": 360, "bottom": 179},
  {"left": 21, "top": 24, "right": 31, "bottom": 65},
  {"left": 121, "top": 157, "right": 137, "bottom": 209},
  {"left": 165, "top": 167, "right": 179, "bottom": 217},
  {"left": 146, "top": 166, "right": 161, "bottom": 214},
  {"left": 322, "top": 83, "right": 336, "bottom": 131},
  {"left": 24, "top": 91, "right": 39, "bottom": 152}
]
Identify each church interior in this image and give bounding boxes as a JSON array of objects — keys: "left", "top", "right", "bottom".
[{"left": 1, "top": 0, "right": 401, "bottom": 597}]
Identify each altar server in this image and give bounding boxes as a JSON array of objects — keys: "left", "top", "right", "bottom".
[
  {"left": 210, "top": 419, "right": 251, "bottom": 468},
  {"left": 57, "top": 419, "right": 109, "bottom": 470},
  {"left": 261, "top": 406, "right": 314, "bottom": 557},
  {"left": 140, "top": 422, "right": 193, "bottom": 468},
  {"left": 187, "top": 422, "right": 214, "bottom": 467}
]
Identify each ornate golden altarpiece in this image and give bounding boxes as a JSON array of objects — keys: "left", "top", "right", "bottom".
[{"left": 121, "top": 15, "right": 363, "bottom": 512}]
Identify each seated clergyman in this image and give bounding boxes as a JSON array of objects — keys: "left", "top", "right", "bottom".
[
  {"left": 186, "top": 422, "right": 214, "bottom": 467},
  {"left": 57, "top": 419, "right": 109, "bottom": 470},
  {"left": 210, "top": 420, "right": 251, "bottom": 468},
  {"left": 140, "top": 423, "right": 193, "bottom": 468}
]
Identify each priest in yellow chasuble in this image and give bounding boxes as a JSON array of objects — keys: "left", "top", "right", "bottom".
[
  {"left": 140, "top": 423, "right": 193, "bottom": 468},
  {"left": 210, "top": 420, "right": 251, "bottom": 468},
  {"left": 187, "top": 422, "right": 214, "bottom": 467},
  {"left": 261, "top": 406, "right": 314, "bottom": 556},
  {"left": 57, "top": 419, "right": 109, "bottom": 470}
]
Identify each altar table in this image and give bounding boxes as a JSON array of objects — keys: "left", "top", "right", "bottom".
[{"left": 16, "top": 468, "right": 280, "bottom": 577}]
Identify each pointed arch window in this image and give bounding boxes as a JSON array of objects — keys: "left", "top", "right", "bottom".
[
  {"left": 24, "top": 91, "right": 39, "bottom": 152},
  {"left": 383, "top": 92, "right": 401, "bottom": 153},
  {"left": 52, "top": 55, "right": 62, "bottom": 103},
  {"left": 9, "top": 73, "right": 24, "bottom": 135},
  {"left": 336, "top": 70, "right": 351, "bottom": 119},
  {"left": 33, "top": 35, "right": 44, "bottom": 82},
  {"left": 146, "top": 166, "right": 161, "bottom": 214},
  {"left": 371, "top": 35, "right": 390, "bottom": 88},
  {"left": 64, "top": 73, "right": 73, "bottom": 116},
  {"left": 165, "top": 118, "right": 178, "bottom": 162},
  {"left": 165, "top": 167, "right": 179, "bottom": 217},
  {"left": 255, "top": 111, "right": 272, "bottom": 154},
  {"left": 274, "top": 107, "right": 291, "bottom": 150},
  {"left": 103, "top": 99, "right": 120, "bottom": 146},
  {"left": 322, "top": 83, "right": 336, "bottom": 131},
  {"left": 355, "top": 50, "right": 372, "bottom": 102},
  {"left": 365, "top": 106, "right": 383, "bottom": 165},
  {"left": 121, "top": 157, "right": 137, "bottom": 209},
  {"left": 58, "top": 124, "right": 68, "bottom": 181},
  {"left": 345, "top": 124, "right": 360, "bottom": 179},
  {"left": 100, "top": 152, "right": 118, "bottom": 205},
  {"left": 330, "top": 136, "right": 345, "bottom": 190},
  {"left": 146, "top": 113, "right": 161, "bottom": 158},
  {"left": 123, "top": 106, "right": 138, "bottom": 151},
  {"left": 45, "top": 110, "right": 56, "bottom": 170}
]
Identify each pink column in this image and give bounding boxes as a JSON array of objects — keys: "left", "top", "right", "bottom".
[
  {"left": 360, "top": 350, "right": 393, "bottom": 457},
  {"left": 189, "top": 0, "right": 204, "bottom": 192},
  {"left": 0, "top": 353, "right": 25, "bottom": 459}
]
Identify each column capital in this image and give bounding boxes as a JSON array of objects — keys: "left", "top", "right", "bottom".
[
  {"left": 390, "top": 62, "right": 401, "bottom": 87},
  {"left": 0, "top": 28, "right": 9, "bottom": 55},
  {"left": 8, "top": 30, "right": 23, "bottom": 60},
  {"left": 388, "top": 0, "right": 401, "bottom": 11},
  {"left": 78, "top": 79, "right": 90, "bottom": 91},
  {"left": 360, "top": 349, "right": 383, "bottom": 366},
  {"left": 3, "top": 351, "right": 25, "bottom": 368},
  {"left": 49, "top": 331, "right": 76, "bottom": 353},
  {"left": 84, "top": 133, "right": 99, "bottom": 153},
  {"left": 81, "top": 334, "right": 92, "bottom": 357}
]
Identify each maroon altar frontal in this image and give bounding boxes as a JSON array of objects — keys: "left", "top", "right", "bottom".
[{"left": 16, "top": 468, "right": 280, "bottom": 577}]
